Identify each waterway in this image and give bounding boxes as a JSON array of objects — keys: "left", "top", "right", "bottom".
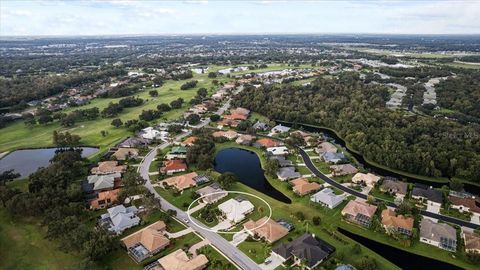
[
  {"left": 277, "top": 120, "right": 480, "bottom": 196},
  {"left": 0, "top": 147, "right": 99, "bottom": 178},
  {"left": 214, "top": 147, "right": 291, "bottom": 204},
  {"left": 338, "top": 228, "right": 463, "bottom": 270}
]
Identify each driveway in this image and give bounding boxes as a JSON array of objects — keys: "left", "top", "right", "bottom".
[
  {"left": 258, "top": 254, "right": 283, "bottom": 270},
  {"left": 211, "top": 220, "right": 233, "bottom": 232},
  {"left": 230, "top": 230, "right": 249, "bottom": 246}
]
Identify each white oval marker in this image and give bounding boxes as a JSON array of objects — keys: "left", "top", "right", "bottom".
[{"left": 186, "top": 190, "right": 272, "bottom": 234}]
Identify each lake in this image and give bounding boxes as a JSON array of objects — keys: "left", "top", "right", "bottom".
[
  {"left": 0, "top": 147, "right": 99, "bottom": 178},
  {"left": 214, "top": 147, "right": 291, "bottom": 203},
  {"left": 338, "top": 228, "right": 463, "bottom": 270},
  {"left": 277, "top": 120, "right": 480, "bottom": 196}
]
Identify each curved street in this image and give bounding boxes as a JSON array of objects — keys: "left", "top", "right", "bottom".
[{"left": 298, "top": 148, "right": 480, "bottom": 230}]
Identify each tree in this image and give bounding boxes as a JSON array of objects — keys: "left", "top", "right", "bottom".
[
  {"left": 170, "top": 98, "right": 184, "bottom": 109},
  {"left": 111, "top": 118, "right": 123, "bottom": 128},
  {"left": 197, "top": 87, "right": 208, "bottom": 98},
  {"left": 356, "top": 256, "right": 377, "bottom": 270},
  {"left": 38, "top": 114, "right": 53, "bottom": 125},
  {"left": 295, "top": 211, "right": 305, "bottom": 221},
  {"left": 217, "top": 172, "right": 238, "bottom": 189},
  {"left": 209, "top": 114, "right": 220, "bottom": 122},
  {"left": 157, "top": 103, "right": 171, "bottom": 112},
  {"left": 186, "top": 114, "right": 201, "bottom": 125},
  {"left": 265, "top": 159, "right": 279, "bottom": 177},
  {"left": 351, "top": 243, "right": 362, "bottom": 254},
  {"left": 208, "top": 72, "right": 217, "bottom": 78},
  {"left": 449, "top": 178, "right": 464, "bottom": 192},
  {"left": 0, "top": 169, "right": 20, "bottom": 185},
  {"left": 312, "top": 216, "right": 321, "bottom": 226},
  {"left": 149, "top": 90, "right": 158, "bottom": 97}
]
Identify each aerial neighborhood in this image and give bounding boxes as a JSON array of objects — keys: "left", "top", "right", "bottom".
[{"left": 1, "top": 33, "right": 480, "bottom": 270}]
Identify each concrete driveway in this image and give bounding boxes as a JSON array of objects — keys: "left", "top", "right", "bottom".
[
  {"left": 258, "top": 254, "right": 283, "bottom": 270},
  {"left": 211, "top": 220, "right": 233, "bottom": 232},
  {"left": 230, "top": 230, "right": 249, "bottom": 246}
]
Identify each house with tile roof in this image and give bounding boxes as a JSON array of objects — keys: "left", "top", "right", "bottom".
[
  {"left": 252, "top": 121, "right": 269, "bottom": 131},
  {"left": 165, "top": 146, "right": 188, "bottom": 160},
  {"left": 271, "top": 124, "right": 290, "bottom": 134},
  {"left": 122, "top": 221, "right": 170, "bottom": 262},
  {"left": 381, "top": 209, "right": 414, "bottom": 236},
  {"left": 90, "top": 189, "right": 120, "bottom": 210},
  {"left": 91, "top": 161, "right": 126, "bottom": 175},
  {"left": 352, "top": 173, "right": 381, "bottom": 188},
  {"left": 448, "top": 195, "right": 480, "bottom": 215},
  {"left": 255, "top": 138, "right": 281, "bottom": 148},
  {"left": 161, "top": 172, "right": 197, "bottom": 192},
  {"left": 235, "top": 134, "right": 255, "bottom": 145},
  {"left": 266, "top": 146, "right": 289, "bottom": 156},
  {"left": 311, "top": 188, "right": 344, "bottom": 209},
  {"left": 419, "top": 218, "right": 457, "bottom": 251},
  {"left": 341, "top": 200, "right": 378, "bottom": 227},
  {"left": 156, "top": 249, "right": 209, "bottom": 270},
  {"left": 379, "top": 180, "right": 408, "bottom": 199},
  {"left": 244, "top": 216, "right": 289, "bottom": 243},
  {"left": 463, "top": 231, "right": 480, "bottom": 254},
  {"left": 290, "top": 178, "right": 322, "bottom": 196},
  {"left": 269, "top": 156, "right": 293, "bottom": 167},
  {"left": 212, "top": 130, "right": 239, "bottom": 140},
  {"left": 329, "top": 164, "right": 358, "bottom": 176},
  {"left": 181, "top": 136, "right": 198, "bottom": 147},
  {"left": 160, "top": 159, "right": 187, "bottom": 175},
  {"left": 272, "top": 233, "right": 335, "bottom": 270},
  {"left": 315, "top": 142, "right": 337, "bottom": 154},
  {"left": 112, "top": 148, "right": 139, "bottom": 161},
  {"left": 196, "top": 183, "right": 227, "bottom": 204},
  {"left": 86, "top": 172, "right": 122, "bottom": 192}
]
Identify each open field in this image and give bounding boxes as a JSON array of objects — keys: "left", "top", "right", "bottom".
[{"left": 0, "top": 209, "right": 82, "bottom": 270}]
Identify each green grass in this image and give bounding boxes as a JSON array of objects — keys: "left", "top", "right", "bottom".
[
  {"left": 296, "top": 165, "right": 311, "bottom": 175},
  {"left": 440, "top": 208, "right": 473, "bottom": 221},
  {"left": 370, "top": 187, "right": 395, "bottom": 203},
  {"left": 237, "top": 240, "right": 272, "bottom": 264},
  {"left": 154, "top": 186, "right": 198, "bottom": 211},
  {"left": 0, "top": 208, "right": 82, "bottom": 270},
  {"left": 6, "top": 178, "right": 29, "bottom": 192},
  {"left": 199, "top": 245, "right": 234, "bottom": 269}
]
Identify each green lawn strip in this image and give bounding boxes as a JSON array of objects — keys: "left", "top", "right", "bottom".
[
  {"left": 154, "top": 186, "right": 198, "bottom": 211},
  {"left": 249, "top": 111, "right": 270, "bottom": 123},
  {"left": 6, "top": 178, "right": 29, "bottom": 192},
  {"left": 296, "top": 165, "right": 312, "bottom": 175},
  {"left": 198, "top": 245, "right": 234, "bottom": 270},
  {"left": 237, "top": 240, "right": 272, "bottom": 264},
  {"left": 332, "top": 175, "right": 352, "bottom": 183},
  {"left": 370, "top": 187, "right": 395, "bottom": 203},
  {"left": 440, "top": 208, "right": 472, "bottom": 221},
  {"left": 0, "top": 208, "right": 82, "bottom": 270},
  {"left": 149, "top": 159, "right": 159, "bottom": 173},
  {"left": 312, "top": 160, "right": 331, "bottom": 174}
]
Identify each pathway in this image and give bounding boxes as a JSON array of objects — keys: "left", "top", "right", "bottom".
[
  {"left": 165, "top": 227, "right": 193, "bottom": 239},
  {"left": 188, "top": 239, "right": 211, "bottom": 257}
]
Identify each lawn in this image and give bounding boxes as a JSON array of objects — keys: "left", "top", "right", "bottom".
[
  {"left": 312, "top": 159, "right": 331, "bottom": 174},
  {"left": 0, "top": 208, "right": 82, "bottom": 270},
  {"left": 198, "top": 245, "right": 234, "bottom": 270},
  {"left": 237, "top": 240, "right": 272, "bottom": 264}
]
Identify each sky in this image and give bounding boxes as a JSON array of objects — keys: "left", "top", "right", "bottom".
[{"left": 1, "top": 0, "right": 479, "bottom": 36}]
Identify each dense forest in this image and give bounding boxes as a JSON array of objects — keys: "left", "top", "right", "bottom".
[
  {"left": 436, "top": 71, "right": 480, "bottom": 119},
  {"left": 233, "top": 75, "right": 480, "bottom": 184}
]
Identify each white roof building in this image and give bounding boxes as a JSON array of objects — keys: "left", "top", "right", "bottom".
[
  {"left": 100, "top": 205, "right": 140, "bottom": 234},
  {"left": 218, "top": 198, "right": 254, "bottom": 224},
  {"left": 266, "top": 146, "right": 289, "bottom": 156},
  {"left": 141, "top": 127, "right": 161, "bottom": 140},
  {"left": 271, "top": 124, "right": 290, "bottom": 134},
  {"left": 311, "top": 188, "right": 344, "bottom": 209}
]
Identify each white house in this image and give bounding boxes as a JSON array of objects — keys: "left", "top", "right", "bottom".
[
  {"left": 218, "top": 198, "right": 254, "bottom": 224},
  {"left": 266, "top": 146, "right": 289, "bottom": 156},
  {"left": 141, "top": 127, "right": 160, "bottom": 140},
  {"left": 100, "top": 205, "right": 140, "bottom": 234},
  {"left": 311, "top": 188, "right": 344, "bottom": 209},
  {"left": 271, "top": 124, "right": 290, "bottom": 134}
]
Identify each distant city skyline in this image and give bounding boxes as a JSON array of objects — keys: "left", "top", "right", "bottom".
[{"left": 1, "top": 1, "right": 479, "bottom": 36}]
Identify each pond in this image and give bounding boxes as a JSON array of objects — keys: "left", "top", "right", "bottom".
[
  {"left": 0, "top": 147, "right": 99, "bottom": 178},
  {"left": 338, "top": 228, "right": 463, "bottom": 270},
  {"left": 277, "top": 120, "right": 480, "bottom": 196},
  {"left": 214, "top": 147, "right": 291, "bottom": 204}
]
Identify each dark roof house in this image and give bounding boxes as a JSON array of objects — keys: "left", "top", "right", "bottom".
[{"left": 272, "top": 233, "right": 335, "bottom": 269}]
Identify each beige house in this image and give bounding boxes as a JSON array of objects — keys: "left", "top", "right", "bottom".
[
  {"left": 157, "top": 249, "right": 209, "bottom": 270},
  {"left": 122, "top": 221, "right": 170, "bottom": 262},
  {"left": 112, "top": 148, "right": 139, "bottom": 161},
  {"left": 161, "top": 172, "right": 198, "bottom": 192},
  {"left": 352, "top": 173, "right": 381, "bottom": 188},
  {"left": 244, "top": 216, "right": 289, "bottom": 243}
]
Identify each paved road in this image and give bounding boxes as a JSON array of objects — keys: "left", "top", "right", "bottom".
[
  {"left": 298, "top": 148, "right": 480, "bottom": 230},
  {"left": 138, "top": 105, "right": 260, "bottom": 270}
]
